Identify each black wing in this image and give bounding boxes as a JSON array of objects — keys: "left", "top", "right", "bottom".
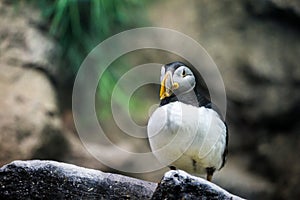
[{"left": 220, "top": 122, "right": 229, "bottom": 169}]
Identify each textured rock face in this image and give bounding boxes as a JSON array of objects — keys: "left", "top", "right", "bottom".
[
  {"left": 269, "top": 0, "right": 300, "bottom": 14},
  {"left": 0, "top": 1, "right": 65, "bottom": 165},
  {"left": 0, "top": 160, "right": 244, "bottom": 200},
  {"left": 0, "top": 160, "right": 156, "bottom": 200},
  {"left": 0, "top": 66, "right": 64, "bottom": 164},
  {"left": 152, "top": 170, "right": 244, "bottom": 200},
  {"left": 0, "top": 1, "right": 59, "bottom": 77}
]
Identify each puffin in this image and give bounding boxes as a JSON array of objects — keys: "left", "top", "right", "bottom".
[{"left": 147, "top": 61, "right": 228, "bottom": 181}]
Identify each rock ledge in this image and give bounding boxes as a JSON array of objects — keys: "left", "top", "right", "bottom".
[{"left": 0, "top": 160, "right": 244, "bottom": 200}]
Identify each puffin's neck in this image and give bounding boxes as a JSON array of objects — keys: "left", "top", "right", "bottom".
[
  {"left": 160, "top": 87, "right": 207, "bottom": 107},
  {"left": 176, "top": 90, "right": 199, "bottom": 107}
]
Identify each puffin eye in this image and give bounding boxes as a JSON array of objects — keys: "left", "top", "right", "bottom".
[{"left": 182, "top": 69, "right": 186, "bottom": 77}]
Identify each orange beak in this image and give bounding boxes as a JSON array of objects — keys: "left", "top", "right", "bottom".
[{"left": 159, "top": 72, "right": 179, "bottom": 100}]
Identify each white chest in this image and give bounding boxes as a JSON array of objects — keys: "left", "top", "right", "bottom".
[{"left": 147, "top": 102, "right": 227, "bottom": 174}]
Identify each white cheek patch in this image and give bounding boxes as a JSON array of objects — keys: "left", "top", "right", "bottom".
[
  {"left": 176, "top": 66, "right": 185, "bottom": 76},
  {"left": 160, "top": 66, "right": 166, "bottom": 82}
]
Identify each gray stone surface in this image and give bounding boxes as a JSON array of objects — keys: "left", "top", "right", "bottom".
[
  {"left": 0, "top": 160, "right": 157, "bottom": 200},
  {"left": 0, "top": 160, "right": 245, "bottom": 200},
  {"left": 152, "top": 170, "right": 245, "bottom": 200}
]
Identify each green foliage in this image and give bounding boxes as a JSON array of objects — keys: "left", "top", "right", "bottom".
[
  {"left": 30, "top": 0, "right": 148, "bottom": 118},
  {"left": 35, "top": 0, "right": 146, "bottom": 74}
]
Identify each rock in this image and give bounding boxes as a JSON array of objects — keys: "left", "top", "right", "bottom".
[
  {"left": 0, "top": 160, "right": 245, "bottom": 200},
  {"left": 0, "top": 1, "right": 60, "bottom": 79},
  {"left": 0, "top": 160, "right": 157, "bottom": 200},
  {"left": 0, "top": 0, "right": 109, "bottom": 173},
  {"left": 254, "top": 133, "right": 300, "bottom": 199},
  {"left": 213, "top": 155, "right": 274, "bottom": 199},
  {"left": 268, "top": 0, "right": 300, "bottom": 15},
  {"left": 0, "top": 2, "right": 66, "bottom": 165},
  {"left": 0, "top": 66, "right": 66, "bottom": 165},
  {"left": 152, "top": 170, "right": 245, "bottom": 200}
]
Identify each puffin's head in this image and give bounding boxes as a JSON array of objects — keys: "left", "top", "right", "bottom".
[{"left": 160, "top": 61, "right": 196, "bottom": 100}]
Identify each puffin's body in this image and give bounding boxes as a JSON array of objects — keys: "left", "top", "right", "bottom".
[{"left": 147, "top": 61, "right": 228, "bottom": 181}]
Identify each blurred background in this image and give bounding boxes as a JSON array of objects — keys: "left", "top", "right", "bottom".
[{"left": 1, "top": 0, "right": 300, "bottom": 199}]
